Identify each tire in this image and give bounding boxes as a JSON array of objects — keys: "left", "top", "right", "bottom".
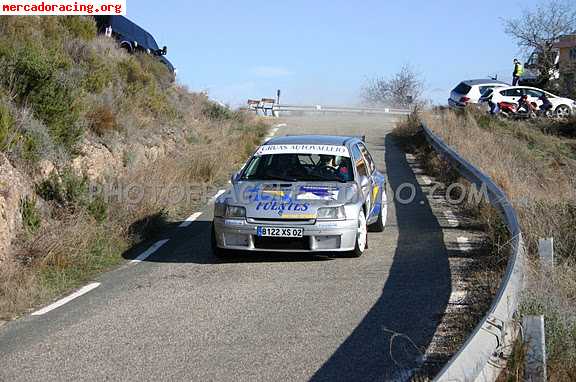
[
  {"left": 368, "top": 194, "right": 387, "bottom": 233},
  {"left": 555, "top": 105, "right": 571, "bottom": 119},
  {"left": 120, "top": 41, "right": 133, "bottom": 53},
  {"left": 211, "top": 224, "right": 230, "bottom": 259},
  {"left": 348, "top": 210, "right": 368, "bottom": 258}
]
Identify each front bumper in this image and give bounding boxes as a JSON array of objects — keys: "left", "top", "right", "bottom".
[{"left": 213, "top": 217, "right": 358, "bottom": 252}]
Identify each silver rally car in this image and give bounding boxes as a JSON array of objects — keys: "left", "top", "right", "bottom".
[{"left": 211, "top": 135, "right": 387, "bottom": 257}]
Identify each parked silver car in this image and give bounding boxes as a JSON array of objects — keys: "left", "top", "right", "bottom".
[{"left": 211, "top": 135, "right": 387, "bottom": 257}]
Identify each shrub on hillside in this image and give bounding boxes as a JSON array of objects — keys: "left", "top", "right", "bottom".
[
  {"left": 88, "top": 105, "right": 118, "bottom": 136},
  {"left": 202, "top": 101, "right": 234, "bottom": 120},
  {"left": 1, "top": 42, "right": 81, "bottom": 149},
  {"left": 21, "top": 196, "right": 41, "bottom": 233},
  {"left": 0, "top": 97, "right": 15, "bottom": 151},
  {"left": 59, "top": 16, "right": 97, "bottom": 41}
]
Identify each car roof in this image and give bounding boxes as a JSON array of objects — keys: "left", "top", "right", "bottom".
[
  {"left": 462, "top": 79, "right": 508, "bottom": 86},
  {"left": 265, "top": 135, "right": 359, "bottom": 146}
]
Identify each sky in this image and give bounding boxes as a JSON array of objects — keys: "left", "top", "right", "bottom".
[{"left": 127, "top": 0, "right": 543, "bottom": 107}]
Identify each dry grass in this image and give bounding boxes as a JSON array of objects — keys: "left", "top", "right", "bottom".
[
  {"left": 1, "top": 214, "right": 126, "bottom": 319},
  {"left": 417, "top": 109, "right": 576, "bottom": 381},
  {"left": 0, "top": 110, "right": 268, "bottom": 320}
]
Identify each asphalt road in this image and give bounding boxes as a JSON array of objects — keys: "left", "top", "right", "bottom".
[{"left": 0, "top": 115, "right": 451, "bottom": 382}]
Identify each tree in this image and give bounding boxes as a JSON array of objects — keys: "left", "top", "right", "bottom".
[
  {"left": 503, "top": 0, "right": 576, "bottom": 86},
  {"left": 361, "top": 65, "right": 423, "bottom": 108}
]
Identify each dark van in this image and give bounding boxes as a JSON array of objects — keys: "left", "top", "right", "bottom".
[{"left": 94, "top": 16, "right": 175, "bottom": 75}]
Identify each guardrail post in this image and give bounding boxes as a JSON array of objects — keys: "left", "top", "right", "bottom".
[
  {"left": 538, "top": 238, "right": 554, "bottom": 271},
  {"left": 523, "top": 315, "right": 547, "bottom": 382}
]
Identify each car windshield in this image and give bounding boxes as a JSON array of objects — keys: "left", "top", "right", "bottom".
[{"left": 241, "top": 153, "right": 354, "bottom": 183}]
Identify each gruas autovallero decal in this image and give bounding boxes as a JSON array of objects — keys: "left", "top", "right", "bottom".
[{"left": 254, "top": 144, "right": 350, "bottom": 157}]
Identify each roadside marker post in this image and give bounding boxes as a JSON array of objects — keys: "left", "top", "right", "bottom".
[
  {"left": 538, "top": 238, "right": 554, "bottom": 271},
  {"left": 523, "top": 315, "right": 547, "bottom": 382}
]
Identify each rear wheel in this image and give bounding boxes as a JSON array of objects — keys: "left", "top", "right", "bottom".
[
  {"left": 120, "top": 41, "right": 133, "bottom": 53},
  {"left": 349, "top": 210, "right": 367, "bottom": 258},
  {"left": 368, "top": 196, "right": 387, "bottom": 233}
]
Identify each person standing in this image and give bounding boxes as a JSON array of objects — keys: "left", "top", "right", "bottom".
[{"left": 512, "top": 59, "right": 524, "bottom": 86}]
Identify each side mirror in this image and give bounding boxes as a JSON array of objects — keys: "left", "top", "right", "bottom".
[
  {"left": 162, "top": 46, "right": 168, "bottom": 55},
  {"left": 359, "top": 175, "right": 370, "bottom": 190}
]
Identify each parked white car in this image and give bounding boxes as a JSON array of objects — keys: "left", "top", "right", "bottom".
[
  {"left": 448, "top": 79, "right": 508, "bottom": 108},
  {"left": 482, "top": 86, "right": 576, "bottom": 118}
]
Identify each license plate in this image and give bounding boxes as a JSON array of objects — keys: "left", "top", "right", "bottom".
[{"left": 257, "top": 226, "right": 304, "bottom": 238}]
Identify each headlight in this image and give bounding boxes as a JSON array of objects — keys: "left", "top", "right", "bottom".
[
  {"left": 317, "top": 206, "right": 346, "bottom": 220},
  {"left": 214, "top": 202, "right": 226, "bottom": 218},
  {"left": 225, "top": 205, "right": 246, "bottom": 218},
  {"left": 214, "top": 204, "right": 245, "bottom": 218}
]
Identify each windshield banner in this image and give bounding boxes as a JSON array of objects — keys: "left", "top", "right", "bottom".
[{"left": 255, "top": 144, "right": 350, "bottom": 157}]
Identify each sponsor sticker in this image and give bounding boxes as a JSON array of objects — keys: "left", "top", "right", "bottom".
[{"left": 296, "top": 186, "right": 339, "bottom": 201}]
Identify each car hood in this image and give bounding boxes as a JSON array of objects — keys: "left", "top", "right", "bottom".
[{"left": 218, "top": 181, "right": 360, "bottom": 219}]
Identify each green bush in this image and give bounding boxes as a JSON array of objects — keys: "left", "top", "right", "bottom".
[
  {"left": 118, "top": 56, "right": 152, "bottom": 88},
  {"left": 144, "top": 85, "right": 177, "bottom": 119},
  {"left": 21, "top": 196, "right": 41, "bottom": 232},
  {"left": 5, "top": 43, "right": 81, "bottom": 149},
  {"left": 0, "top": 99, "right": 15, "bottom": 151},
  {"left": 36, "top": 170, "right": 108, "bottom": 222},
  {"left": 36, "top": 169, "right": 87, "bottom": 207},
  {"left": 202, "top": 102, "right": 234, "bottom": 120},
  {"left": 59, "top": 16, "right": 96, "bottom": 41},
  {"left": 20, "top": 133, "right": 41, "bottom": 163},
  {"left": 87, "top": 195, "right": 107, "bottom": 222}
]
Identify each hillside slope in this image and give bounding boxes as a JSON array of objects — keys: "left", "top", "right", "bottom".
[{"left": 0, "top": 16, "right": 267, "bottom": 319}]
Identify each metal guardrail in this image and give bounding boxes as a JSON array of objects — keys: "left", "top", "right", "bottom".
[
  {"left": 243, "top": 104, "right": 412, "bottom": 116},
  {"left": 273, "top": 104, "right": 411, "bottom": 115},
  {"left": 421, "top": 123, "right": 526, "bottom": 381}
]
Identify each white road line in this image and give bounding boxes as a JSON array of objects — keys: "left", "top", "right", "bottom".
[
  {"left": 209, "top": 189, "right": 226, "bottom": 203},
  {"left": 178, "top": 212, "right": 202, "bottom": 228},
  {"left": 457, "top": 236, "right": 473, "bottom": 251},
  {"left": 31, "top": 282, "right": 101, "bottom": 316},
  {"left": 273, "top": 123, "right": 287, "bottom": 128},
  {"left": 444, "top": 210, "right": 459, "bottom": 227},
  {"left": 131, "top": 239, "right": 169, "bottom": 264}
]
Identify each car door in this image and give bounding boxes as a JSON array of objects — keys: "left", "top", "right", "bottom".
[
  {"left": 351, "top": 144, "right": 373, "bottom": 213},
  {"left": 500, "top": 88, "right": 524, "bottom": 104},
  {"left": 524, "top": 88, "right": 544, "bottom": 108},
  {"left": 358, "top": 143, "right": 383, "bottom": 222}
]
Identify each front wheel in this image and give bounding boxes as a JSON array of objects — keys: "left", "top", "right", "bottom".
[
  {"left": 348, "top": 210, "right": 367, "bottom": 258},
  {"left": 555, "top": 105, "right": 572, "bottom": 119}
]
